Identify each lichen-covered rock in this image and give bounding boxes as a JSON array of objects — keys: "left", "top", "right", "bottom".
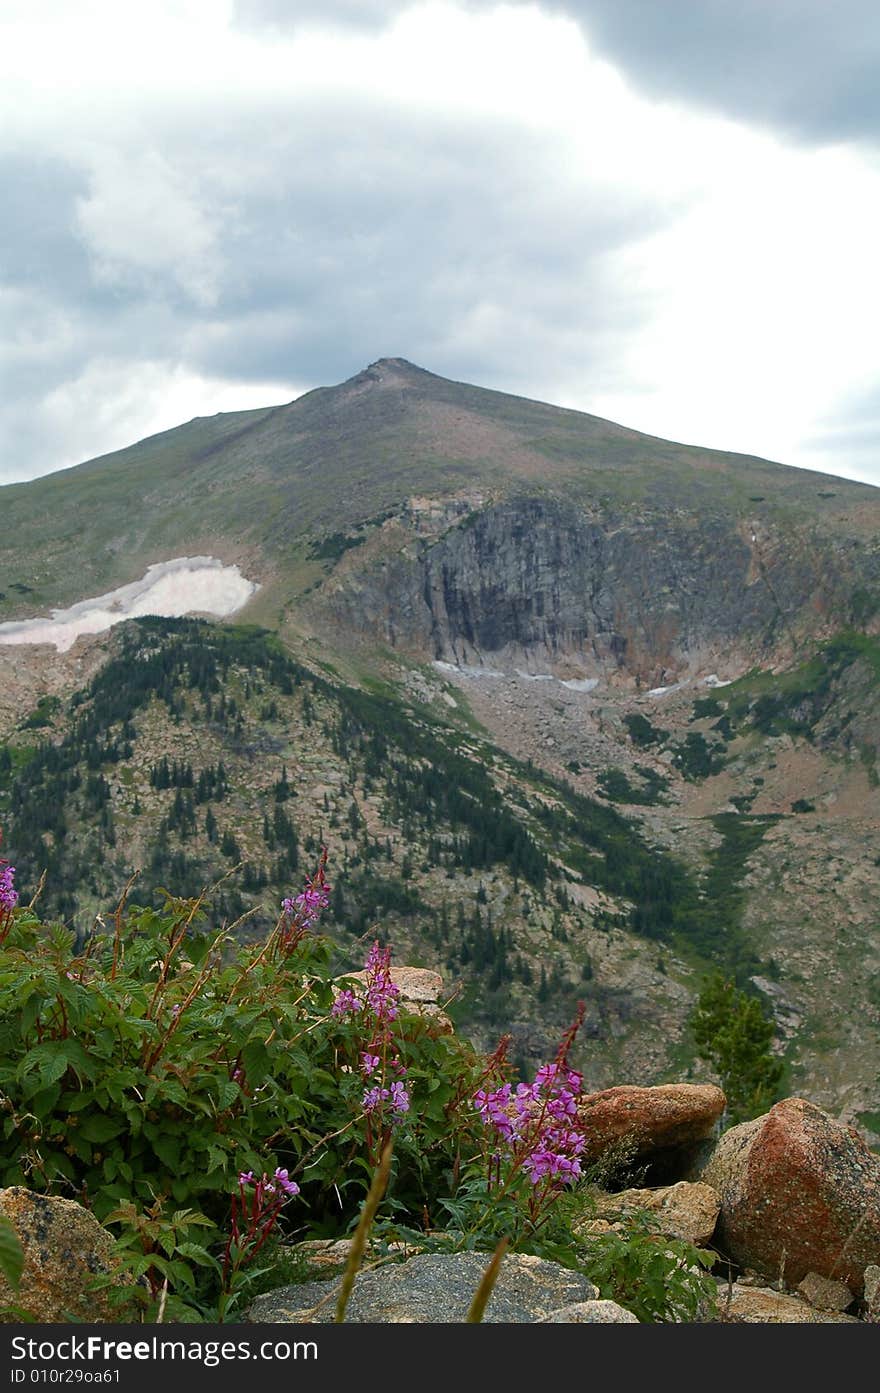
[
  {"left": 540, "top": 1300, "right": 639, "bottom": 1323},
  {"left": 246, "top": 1251, "right": 598, "bottom": 1323},
  {"left": 863, "top": 1265, "right": 880, "bottom": 1322},
  {"left": 716, "top": 1283, "right": 860, "bottom": 1324},
  {"left": 796, "top": 1271, "right": 853, "bottom": 1312},
  {"left": 578, "top": 1084, "right": 726, "bottom": 1170},
  {"left": 699, "top": 1098, "right": 880, "bottom": 1294},
  {"left": 587, "top": 1181, "right": 720, "bottom": 1246},
  {"left": 0, "top": 1188, "right": 138, "bottom": 1322}
]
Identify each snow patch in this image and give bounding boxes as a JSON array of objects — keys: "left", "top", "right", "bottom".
[
  {"left": 560, "top": 677, "right": 599, "bottom": 692},
  {"left": 0, "top": 557, "right": 259, "bottom": 653},
  {"left": 514, "top": 669, "right": 555, "bottom": 682},
  {"left": 645, "top": 680, "right": 690, "bottom": 698},
  {"left": 701, "top": 673, "right": 732, "bottom": 688}
]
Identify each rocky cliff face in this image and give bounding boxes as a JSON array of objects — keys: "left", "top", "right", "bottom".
[{"left": 322, "top": 496, "right": 869, "bottom": 683}]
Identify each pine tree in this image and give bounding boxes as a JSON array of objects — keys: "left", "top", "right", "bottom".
[{"left": 690, "top": 973, "right": 783, "bottom": 1125}]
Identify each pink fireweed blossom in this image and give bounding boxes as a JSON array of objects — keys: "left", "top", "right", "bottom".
[
  {"left": 0, "top": 863, "right": 18, "bottom": 913},
  {"left": 225, "top": 1162, "right": 301, "bottom": 1288},
  {"left": 389, "top": 1080, "right": 410, "bottom": 1114},
  {"left": 331, "top": 988, "right": 361, "bottom": 1018},
  {"left": 363, "top": 941, "right": 400, "bottom": 1022},
  {"left": 329, "top": 941, "right": 400, "bottom": 1026},
  {"left": 362, "top": 1079, "right": 410, "bottom": 1120},
  {"left": 278, "top": 849, "right": 330, "bottom": 954},
  {"left": 473, "top": 1006, "right": 587, "bottom": 1191},
  {"left": 360, "top": 1052, "right": 381, "bottom": 1076}
]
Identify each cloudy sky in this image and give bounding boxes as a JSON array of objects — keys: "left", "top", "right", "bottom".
[{"left": 3, "top": 0, "right": 880, "bottom": 486}]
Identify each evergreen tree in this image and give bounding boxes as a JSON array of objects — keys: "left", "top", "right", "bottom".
[{"left": 690, "top": 973, "right": 783, "bottom": 1125}]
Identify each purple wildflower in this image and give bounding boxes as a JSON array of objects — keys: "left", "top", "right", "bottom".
[
  {"left": 0, "top": 864, "right": 18, "bottom": 913},
  {"left": 389, "top": 1080, "right": 410, "bottom": 1115},
  {"left": 362, "top": 1085, "right": 388, "bottom": 1114},
  {"left": 273, "top": 1167, "right": 300, "bottom": 1197},
  {"left": 360, "top": 1052, "right": 380, "bottom": 1076},
  {"left": 363, "top": 941, "right": 399, "bottom": 1022},
  {"left": 472, "top": 1013, "right": 587, "bottom": 1192},
  {"left": 331, "top": 988, "right": 361, "bottom": 1018}
]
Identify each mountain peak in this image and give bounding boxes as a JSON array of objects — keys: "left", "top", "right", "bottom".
[{"left": 349, "top": 357, "right": 429, "bottom": 388}]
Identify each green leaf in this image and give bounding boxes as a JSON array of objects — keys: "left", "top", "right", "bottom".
[
  {"left": 0, "top": 1216, "right": 24, "bottom": 1291},
  {"left": 175, "top": 1243, "right": 219, "bottom": 1269},
  {"left": 212, "top": 1078, "right": 240, "bottom": 1110},
  {"left": 152, "top": 1136, "right": 181, "bottom": 1170},
  {"left": 241, "top": 1039, "right": 270, "bottom": 1082},
  {"left": 78, "top": 1114, "right": 126, "bottom": 1144}
]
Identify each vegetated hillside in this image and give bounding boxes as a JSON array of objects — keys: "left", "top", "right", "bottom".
[
  {"left": 1, "top": 358, "right": 879, "bottom": 1140},
  {"left": 0, "top": 617, "right": 764, "bottom": 1085}
]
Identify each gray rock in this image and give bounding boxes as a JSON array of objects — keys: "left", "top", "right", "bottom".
[
  {"left": 246, "top": 1250, "right": 599, "bottom": 1323},
  {"left": 863, "top": 1264, "right": 880, "bottom": 1322},
  {"left": 540, "top": 1300, "right": 639, "bottom": 1323}
]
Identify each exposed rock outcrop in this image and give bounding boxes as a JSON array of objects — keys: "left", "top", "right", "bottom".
[
  {"left": 325, "top": 497, "right": 858, "bottom": 682},
  {"left": 796, "top": 1271, "right": 854, "bottom": 1312},
  {"left": 697, "top": 1098, "right": 880, "bottom": 1294},
  {"left": 337, "top": 965, "right": 454, "bottom": 1033},
  {"left": 540, "top": 1300, "right": 639, "bottom": 1323},
  {"left": 0, "top": 1188, "right": 138, "bottom": 1322}
]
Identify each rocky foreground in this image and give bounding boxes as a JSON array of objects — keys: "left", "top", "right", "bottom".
[{"left": 3, "top": 1078, "right": 878, "bottom": 1324}]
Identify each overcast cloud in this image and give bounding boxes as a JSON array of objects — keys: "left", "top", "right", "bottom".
[{"left": 2, "top": 0, "right": 879, "bottom": 486}]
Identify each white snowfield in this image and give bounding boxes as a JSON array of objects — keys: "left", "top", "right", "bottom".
[{"left": 0, "top": 557, "right": 259, "bottom": 653}]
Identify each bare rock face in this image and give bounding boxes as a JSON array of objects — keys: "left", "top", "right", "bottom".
[
  {"left": 247, "top": 1251, "right": 598, "bottom": 1323},
  {"left": 578, "top": 1083, "right": 726, "bottom": 1172},
  {"left": 589, "top": 1181, "right": 721, "bottom": 1247},
  {"left": 699, "top": 1098, "right": 880, "bottom": 1294},
  {"left": 325, "top": 497, "right": 846, "bottom": 681},
  {"left": 0, "top": 1188, "right": 137, "bottom": 1322}
]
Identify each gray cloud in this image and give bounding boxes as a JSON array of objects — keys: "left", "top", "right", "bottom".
[
  {"left": 233, "top": 0, "right": 405, "bottom": 31},
  {"left": 550, "top": 1, "right": 880, "bottom": 146},
  {"left": 237, "top": 1, "right": 880, "bottom": 146}
]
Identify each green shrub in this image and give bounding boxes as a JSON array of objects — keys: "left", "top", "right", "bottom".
[{"left": 580, "top": 1211, "right": 718, "bottom": 1323}]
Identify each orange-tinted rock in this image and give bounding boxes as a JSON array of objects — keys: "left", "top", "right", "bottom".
[
  {"left": 700, "top": 1098, "right": 880, "bottom": 1294},
  {"left": 578, "top": 1084, "right": 726, "bottom": 1168},
  {"left": 0, "top": 1187, "right": 139, "bottom": 1321}
]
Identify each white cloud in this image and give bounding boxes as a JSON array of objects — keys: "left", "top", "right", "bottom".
[{"left": 74, "top": 151, "right": 222, "bottom": 306}]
